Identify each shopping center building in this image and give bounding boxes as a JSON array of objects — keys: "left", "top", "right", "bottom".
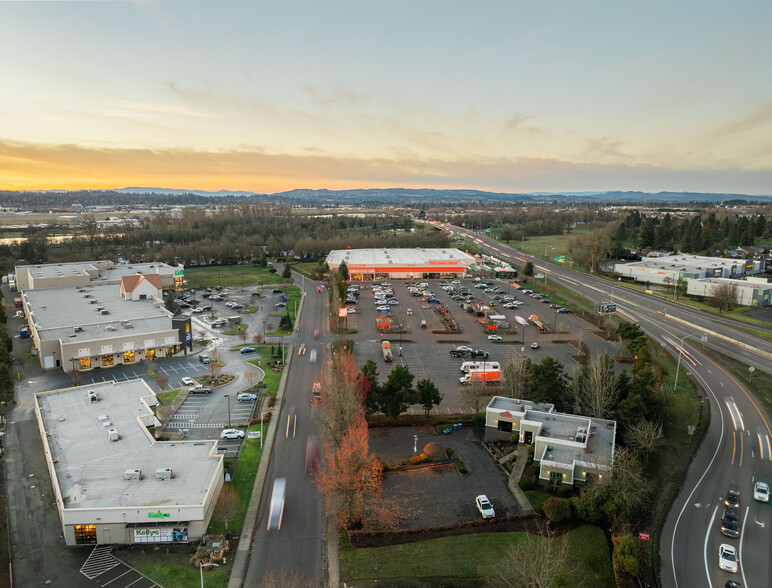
[
  {"left": 35, "top": 380, "right": 224, "bottom": 546},
  {"left": 325, "top": 248, "right": 477, "bottom": 280},
  {"left": 15, "top": 260, "right": 185, "bottom": 292},
  {"left": 21, "top": 276, "right": 191, "bottom": 373}
]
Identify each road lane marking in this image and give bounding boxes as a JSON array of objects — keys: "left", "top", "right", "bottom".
[
  {"left": 731, "top": 431, "right": 736, "bottom": 466},
  {"left": 739, "top": 432, "right": 744, "bottom": 467},
  {"left": 703, "top": 504, "right": 719, "bottom": 588},
  {"left": 739, "top": 505, "right": 749, "bottom": 588}
]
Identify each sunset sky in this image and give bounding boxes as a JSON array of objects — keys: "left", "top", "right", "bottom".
[{"left": 1, "top": 1, "right": 771, "bottom": 194}]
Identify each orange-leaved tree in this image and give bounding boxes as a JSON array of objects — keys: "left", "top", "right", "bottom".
[{"left": 316, "top": 350, "right": 364, "bottom": 449}]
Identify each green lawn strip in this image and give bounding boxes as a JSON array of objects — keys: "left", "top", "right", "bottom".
[
  {"left": 208, "top": 425, "right": 264, "bottom": 536},
  {"left": 502, "top": 230, "right": 592, "bottom": 260},
  {"left": 183, "top": 265, "right": 287, "bottom": 289},
  {"left": 274, "top": 285, "right": 302, "bottom": 334},
  {"left": 156, "top": 389, "right": 181, "bottom": 404},
  {"left": 115, "top": 543, "right": 232, "bottom": 588},
  {"left": 339, "top": 524, "right": 612, "bottom": 586},
  {"left": 239, "top": 306, "right": 258, "bottom": 314},
  {"left": 223, "top": 324, "right": 246, "bottom": 335},
  {"left": 524, "top": 489, "right": 551, "bottom": 513}
]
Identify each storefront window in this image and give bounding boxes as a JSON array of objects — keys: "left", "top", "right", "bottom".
[
  {"left": 124, "top": 350, "right": 135, "bottom": 363},
  {"left": 145, "top": 348, "right": 155, "bottom": 360},
  {"left": 101, "top": 354, "right": 114, "bottom": 367},
  {"left": 167, "top": 345, "right": 176, "bottom": 357},
  {"left": 74, "top": 524, "right": 97, "bottom": 544},
  {"left": 78, "top": 357, "right": 91, "bottom": 370},
  {"left": 497, "top": 420, "right": 513, "bottom": 433}
]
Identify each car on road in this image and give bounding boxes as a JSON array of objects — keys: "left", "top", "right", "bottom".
[
  {"left": 488, "top": 334, "right": 502, "bottom": 340},
  {"left": 237, "top": 393, "right": 257, "bottom": 402},
  {"left": 298, "top": 343, "right": 306, "bottom": 355},
  {"left": 181, "top": 377, "right": 195, "bottom": 386},
  {"left": 192, "top": 308, "right": 204, "bottom": 313},
  {"left": 469, "top": 350, "right": 489, "bottom": 358},
  {"left": 557, "top": 308, "right": 571, "bottom": 313},
  {"left": 272, "top": 289, "right": 283, "bottom": 293},
  {"left": 724, "top": 490, "right": 740, "bottom": 508},
  {"left": 220, "top": 428, "right": 245, "bottom": 440},
  {"left": 240, "top": 347, "right": 257, "bottom": 354},
  {"left": 406, "top": 308, "right": 413, "bottom": 315},
  {"left": 718, "top": 543, "right": 738, "bottom": 573},
  {"left": 720, "top": 509, "right": 740, "bottom": 537},
  {"left": 313, "top": 329, "right": 320, "bottom": 339},
  {"left": 754, "top": 481, "right": 769, "bottom": 502},
  {"left": 475, "top": 495, "right": 495, "bottom": 519},
  {"left": 347, "top": 308, "right": 357, "bottom": 313},
  {"left": 530, "top": 342, "right": 540, "bottom": 349},
  {"left": 724, "top": 581, "right": 741, "bottom": 588},
  {"left": 305, "top": 436, "right": 318, "bottom": 474},
  {"left": 189, "top": 384, "right": 213, "bottom": 394},
  {"left": 267, "top": 478, "right": 286, "bottom": 530}
]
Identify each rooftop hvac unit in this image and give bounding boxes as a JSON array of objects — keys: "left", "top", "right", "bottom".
[
  {"left": 123, "top": 468, "right": 142, "bottom": 481},
  {"left": 74, "top": 326, "right": 83, "bottom": 332},
  {"left": 105, "top": 325, "right": 115, "bottom": 331},
  {"left": 106, "top": 428, "right": 119, "bottom": 442},
  {"left": 88, "top": 390, "right": 98, "bottom": 402},
  {"left": 155, "top": 467, "right": 173, "bottom": 480},
  {"left": 97, "top": 414, "right": 111, "bottom": 427},
  {"left": 100, "top": 309, "right": 109, "bottom": 315}
]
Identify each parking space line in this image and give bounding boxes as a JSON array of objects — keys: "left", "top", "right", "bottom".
[{"left": 102, "top": 568, "right": 132, "bottom": 586}]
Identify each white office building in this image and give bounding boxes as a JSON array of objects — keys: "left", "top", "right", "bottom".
[{"left": 613, "top": 254, "right": 764, "bottom": 286}]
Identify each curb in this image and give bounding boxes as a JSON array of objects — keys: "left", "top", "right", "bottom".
[{"left": 226, "top": 345, "right": 294, "bottom": 588}]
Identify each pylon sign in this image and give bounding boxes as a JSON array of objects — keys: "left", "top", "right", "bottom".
[{"left": 338, "top": 308, "right": 348, "bottom": 317}]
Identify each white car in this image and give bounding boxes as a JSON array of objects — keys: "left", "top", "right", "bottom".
[
  {"left": 754, "top": 481, "right": 770, "bottom": 502},
  {"left": 192, "top": 308, "right": 204, "bottom": 314},
  {"left": 476, "top": 495, "right": 495, "bottom": 519},
  {"left": 488, "top": 334, "right": 503, "bottom": 340},
  {"left": 456, "top": 346, "right": 473, "bottom": 352},
  {"left": 347, "top": 308, "right": 357, "bottom": 313},
  {"left": 237, "top": 393, "right": 257, "bottom": 402},
  {"left": 220, "top": 428, "right": 245, "bottom": 440},
  {"left": 376, "top": 305, "right": 390, "bottom": 312},
  {"left": 718, "top": 544, "right": 738, "bottom": 573},
  {"left": 180, "top": 377, "right": 195, "bottom": 386}
]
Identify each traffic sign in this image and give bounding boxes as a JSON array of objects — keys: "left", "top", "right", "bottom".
[
  {"left": 638, "top": 533, "right": 650, "bottom": 541},
  {"left": 555, "top": 256, "right": 565, "bottom": 262}
]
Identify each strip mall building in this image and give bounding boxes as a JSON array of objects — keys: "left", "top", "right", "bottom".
[{"left": 325, "top": 248, "right": 477, "bottom": 281}]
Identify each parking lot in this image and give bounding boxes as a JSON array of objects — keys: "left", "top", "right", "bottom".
[
  {"left": 369, "top": 426, "right": 521, "bottom": 528},
  {"left": 347, "top": 277, "right": 624, "bottom": 413}
]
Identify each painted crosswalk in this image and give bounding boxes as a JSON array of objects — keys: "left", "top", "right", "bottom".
[
  {"left": 167, "top": 421, "right": 226, "bottom": 429},
  {"left": 80, "top": 545, "right": 120, "bottom": 580}
]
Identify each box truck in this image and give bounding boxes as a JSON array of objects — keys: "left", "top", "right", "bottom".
[{"left": 459, "top": 368, "right": 502, "bottom": 385}]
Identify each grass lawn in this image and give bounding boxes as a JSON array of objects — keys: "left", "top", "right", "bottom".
[
  {"left": 275, "top": 286, "right": 302, "bottom": 334},
  {"left": 184, "top": 265, "right": 287, "bottom": 289},
  {"left": 502, "top": 229, "right": 592, "bottom": 260},
  {"left": 339, "top": 524, "right": 613, "bottom": 587},
  {"left": 116, "top": 544, "right": 232, "bottom": 588},
  {"left": 524, "top": 489, "right": 552, "bottom": 514},
  {"left": 156, "top": 388, "right": 181, "bottom": 404},
  {"left": 223, "top": 324, "right": 246, "bottom": 335}
]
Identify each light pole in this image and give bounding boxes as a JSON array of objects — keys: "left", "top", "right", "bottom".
[
  {"left": 263, "top": 320, "right": 266, "bottom": 342},
  {"left": 224, "top": 394, "right": 231, "bottom": 428},
  {"left": 413, "top": 434, "right": 418, "bottom": 455},
  {"left": 200, "top": 562, "right": 219, "bottom": 587},
  {"left": 673, "top": 333, "right": 707, "bottom": 392},
  {"left": 260, "top": 410, "right": 269, "bottom": 449}
]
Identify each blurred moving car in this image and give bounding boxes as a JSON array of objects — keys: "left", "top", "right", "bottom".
[
  {"left": 724, "top": 490, "right": 740, "bottom": 508},
  {"left": 530, "top": 342, "right": 540, "bottom": 349},
  {"left": 305, "top": 436, "right": 318, "bottom": 474},
  {"left": 313, "top": 329, "right": 320, "bottom": 339},
  {"left": 267, "top": 478, "right": 286, "bottom": 530},
  {"left": 240, "top": 347, "right": 257, "bottom": 354}
]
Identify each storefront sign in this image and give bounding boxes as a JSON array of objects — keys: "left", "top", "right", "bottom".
[
  {"left": 174, "top": 269, "right": 185, "bottom": 276},
  {"left": 133, "top": 527, "right": 188, "bottom": 543},
  {"left": 500, "top": 411, "right": 512, "bottom": 418},
  {"left": 148, "top": 511, "right": 170, "bottom": 519}
]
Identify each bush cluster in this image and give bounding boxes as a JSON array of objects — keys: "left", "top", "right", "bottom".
[{"left": 0, "top": 291, "right": 13, "bottom": 404}]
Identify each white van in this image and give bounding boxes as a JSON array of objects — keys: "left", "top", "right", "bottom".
[{"left": 460, "top": 361, "right": 500, "bottom": 373}]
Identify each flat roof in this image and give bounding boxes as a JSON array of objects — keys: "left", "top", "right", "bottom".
[
  {"left": 19, "top": 261, "right": 103, "bottom": 281},
  {"left": 17, "top": 260, "right": 177, "bottom": 285},
  {"left": 326, "top": 248, "right": 476, "bottom": 267},
  {"left": 690, "top": 277, "right": 772, "bottom": 290},
  {"left": 25, "top": 283, "right": 173, "bottom": 342},
  {"left": 616, "top": 254, "right": 756, "bottom": 272},
  {"left": 36, "top": 380, "right": 221, "bottom": 510},
  {"left": 534, "top": 411, "right": 616, "bottom": 467},
  {"left": 488, "top": 396, "right": 555, "bottom": 414}
]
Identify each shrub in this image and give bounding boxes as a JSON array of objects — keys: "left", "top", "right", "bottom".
[
  {"left": 445, "top": 448, "right": 456, "bottom": 459},
  {"left": 526, "top": 464, "right": 540, "bottom": 478},
  {"left": 612, "top": 534, "right": 639, "bottom": 585},
  {"left": 381, "top": 461, "right": 389, "bottom": 471},
  {"left": 408, "top": 455, "right": 422, "bottom": 465},
  {"left": 419, "top": 453, "right": 430, "bottom": 463},
  {"left": 556, "top": 486, "right": 573, "bottom": 498},
  {"left": 455, "top": 460, "right": 468, "bottom": 475},
  {"left": 519, "top": 478, "right": 534, "bottom": 491},
  {"left": 509, "top": 432, "right": 520, "bottom": 445},
  {"left": 543, "top": 497, "right": 572, "bottom": 523}
]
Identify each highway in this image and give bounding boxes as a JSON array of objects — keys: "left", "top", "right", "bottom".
[
  {"left": 243, "top": 273, "right": 327, "bottom": 585},
  {"left": 439, "top": 224, "right": 772, "bottom": 588}
]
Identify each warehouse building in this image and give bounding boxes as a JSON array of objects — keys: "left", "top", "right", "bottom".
[
  {"left": 613, "top": 254, "right": 764, "bottom": 286},
  {"left": 686, "top": 277, "right": 772, "bottom": 307},
  {"left": 325, "top": 248, "right": 476, "bottom": 281},
  {"left": 485, "top": 396, "right": 617, "bottom": 487},
  {"left": 35, "top": 380, "right": 224, "bottom": 546},
  {"left": 15, "top": 260, "right": 185, "bottom": 292},
  {"left": 21, "top": 278, "right": 191, "bottom": 373}
]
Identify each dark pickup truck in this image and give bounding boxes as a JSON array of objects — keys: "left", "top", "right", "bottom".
[{"left": 470, "top": 350, "right": 489, "bottom": 359}]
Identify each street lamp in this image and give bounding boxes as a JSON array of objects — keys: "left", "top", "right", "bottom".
[
  {"left": 200, "top": 562, "right": 219, "bottom": 588},
  {"left": 260, "top": 410, "right": 269, "bottom": 449},
  {"left": 224, "top": 394, "right": 231, "bottom": 428},
  {"left": 673, "top": 333, "right": 707, "bottom": 392},
  {"left": 413, "top": 434, "right": 418, "bottom": 455}
]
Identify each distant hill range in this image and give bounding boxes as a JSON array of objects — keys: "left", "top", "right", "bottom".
[{"left": 1, "top": 187, "right": 769, "bottom": 209}]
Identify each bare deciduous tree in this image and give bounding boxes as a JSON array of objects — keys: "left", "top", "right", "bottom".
[
  {"left": 570, "top": 353, "right": 619, "bottom": 419},
  {"left": 460, "top": 380, "right": 491, "bottom": 413},
  {"left": 244, "top": 366, "right": 260, "bottom": 388},
  {"left": 487, "top": 522, "right": 573, "bottom": 588},
  {"left": 501, "top": 355, "right": 530, "bottom": 399},
  {"left": 155, "top": 375, "right": 169, "bottom": 391},
  {"left": 708, "top": 281, "right": 739, "bottom": 312},
  {"left": 214, "top": 484, "right": 238, "bottom": 531},
  {"left": 314, "top": 350, "right": 364, "bottom": 448},
  {"left": 625, "top": 419, "right": 664, "bottom": 463}
]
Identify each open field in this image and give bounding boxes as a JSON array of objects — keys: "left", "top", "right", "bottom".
[
  {"left": 339, "top": 524, "right": 613, "bottom": 587},
  {"left": 503, "top": 229, "right": 592, "bottom": 261},
  {"left": 184, "top": 265, "right": 288, "bottom": 289}
]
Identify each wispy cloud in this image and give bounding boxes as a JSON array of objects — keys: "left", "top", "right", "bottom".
[
  {"left": 2, "top": 138, "right": 771, "bottom": 195},
  {"left": 703, "top": 99, "right": 772, "bottom": 144},
  {"left": 99, "top": 99, "right": 217, "bottom": 120}
]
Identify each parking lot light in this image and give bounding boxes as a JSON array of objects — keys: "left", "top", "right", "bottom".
[
  {"left": 224, "top": 394, "right": 231, "bottom": 428},
  {"left": 414, "top": 434, "right": 418, "bottom": 455}
]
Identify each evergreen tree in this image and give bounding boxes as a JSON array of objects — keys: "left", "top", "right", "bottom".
[{"left": 638, "top": 218, "right": 656, "bottom": 249}]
